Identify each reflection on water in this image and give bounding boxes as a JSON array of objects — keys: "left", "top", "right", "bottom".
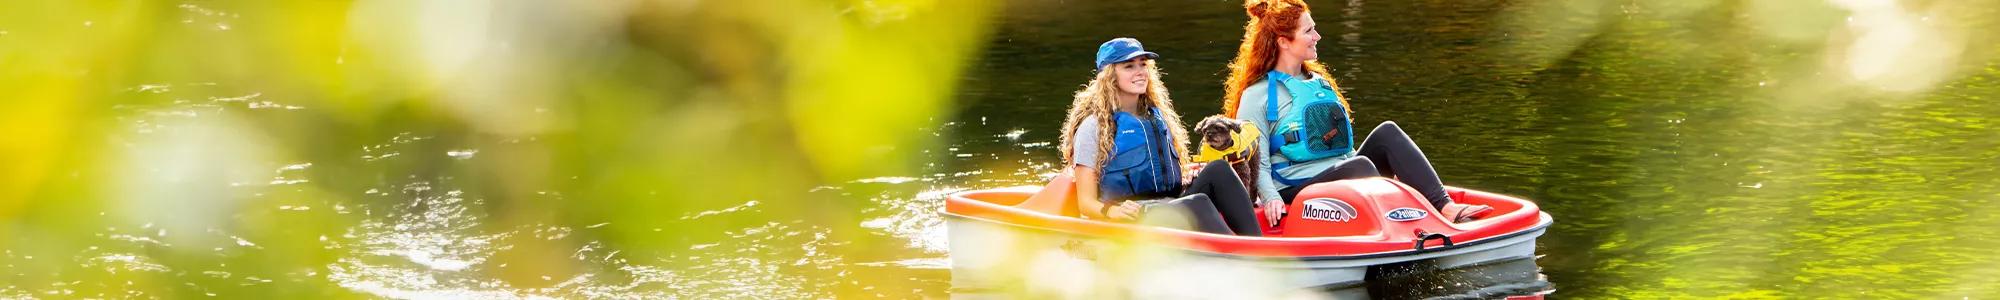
[{"left": 1353, "top": 258, "right": 1551, "bottom": 300}]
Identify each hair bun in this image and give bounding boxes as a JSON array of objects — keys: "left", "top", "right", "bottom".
[{"left": 1245, "top": 0, "right": 1270, "bottom": 18}]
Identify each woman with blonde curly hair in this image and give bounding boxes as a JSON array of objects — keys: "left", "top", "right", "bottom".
[
  {"left": 1224, "top": 0, "right": 1490, "bottom": 222},
  {"left": 1060, "top": 38, "right": 1262, "bottom": 236}
]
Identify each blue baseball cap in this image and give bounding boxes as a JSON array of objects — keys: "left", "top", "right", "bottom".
[{"left": 1095, "top": 37, "right": 1158, "bottom": 71}]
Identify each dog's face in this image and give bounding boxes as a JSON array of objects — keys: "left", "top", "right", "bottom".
[
  {"left": 1195, "top": 116, "right": 1243, "bottom": 151},
  {"left": 1195, "top": 115, "right": 1262, "bottom": 199}
]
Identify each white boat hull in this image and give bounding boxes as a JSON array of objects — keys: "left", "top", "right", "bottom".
[{"left": 945, "top": 212, "right": 1551, "bottom": 297}]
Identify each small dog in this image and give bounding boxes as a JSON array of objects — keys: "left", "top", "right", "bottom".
[{"left": 1193, "top": 115, "right": 1261, "bottom": 200}]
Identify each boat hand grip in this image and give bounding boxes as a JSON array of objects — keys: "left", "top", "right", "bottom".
[{"left": 1412, "top": 232, "right": 1454, "bottom": 251}]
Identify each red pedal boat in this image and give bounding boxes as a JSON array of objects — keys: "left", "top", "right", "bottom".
[{"left": 944, "top": 174, "right": 1552, "bottom": 295}]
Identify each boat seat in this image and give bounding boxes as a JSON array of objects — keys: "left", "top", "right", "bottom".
[{"left": 1012, "top": 173, "right": 1079, "bottom": 217}]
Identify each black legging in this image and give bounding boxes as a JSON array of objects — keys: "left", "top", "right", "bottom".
[
  {"left": 1277, "top": 121, "right": 1452, "bottom": 209},
  {"left": 1183, "top": 160, "right": 1262, "bottom": 236},
  {"left": 1131, "top": 160, "right": 1263, "bottom": 236}
]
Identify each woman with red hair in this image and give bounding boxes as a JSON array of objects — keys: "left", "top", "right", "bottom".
[{"left": 1223, "top": 0, "right": 1488, "bottom": 223}]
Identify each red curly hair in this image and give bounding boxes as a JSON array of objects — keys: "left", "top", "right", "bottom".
[{"left": 1222, "top": 0, "right": 1345, "bottom": 118}]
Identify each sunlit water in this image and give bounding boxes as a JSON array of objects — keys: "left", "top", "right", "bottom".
[
  {"left": 10, "top": 0, "right": 2000, "bottom": 298},
  {"left": 1, "top": 83, "right": 984, "bottom": 298}
]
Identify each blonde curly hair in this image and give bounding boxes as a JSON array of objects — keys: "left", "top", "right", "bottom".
[{"left": 1058, "top": 59, "right": 1190, "bottom": 170}]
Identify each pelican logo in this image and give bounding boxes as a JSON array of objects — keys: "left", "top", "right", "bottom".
[
  {"left": 1300, "top": 198, "right": 1357, "bottom": 223},
  {"left": 1060, "top": 239, "right": 1099, "bottom": 261},
  {"left": 1385, "top": 208, "right": 1428, "bottom": 222}
]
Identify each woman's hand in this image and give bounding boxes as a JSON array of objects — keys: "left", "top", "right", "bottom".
[
  {"left": 1108, "top": 201, "right": 1144, "bottom": 221},
  {"left": 1260, "top": 197, "right": 1285, "bottom": 226}
]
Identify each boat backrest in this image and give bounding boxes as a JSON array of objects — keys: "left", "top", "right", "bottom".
[{"left": 1012, "top": 173, "right": 1079, "bottom": 217}]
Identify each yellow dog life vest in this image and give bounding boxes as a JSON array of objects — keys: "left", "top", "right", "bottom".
[{"left": 1191, "top": 124, "right": 1263, "bottom": 163}]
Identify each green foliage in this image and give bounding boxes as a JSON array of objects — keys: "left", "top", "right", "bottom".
[{"left": 0, "top": 0, "right": 994, "bottom": 297}]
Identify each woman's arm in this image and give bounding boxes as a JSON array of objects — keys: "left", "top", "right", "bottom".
[
  {"left": 1066, "top": 117, "right": 1136, "bottom": 221},
  {"left": 1073, "top": 164, "right": 1109, "bottom": 219},
  {"left": 1073, "top": 165, "right": 1138, "bottom": 220},
  {"left": 1237, "top": 82, "right": 1287, "bottom": 205}
]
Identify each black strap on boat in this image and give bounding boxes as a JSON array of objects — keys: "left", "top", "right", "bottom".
[{"left": 1412, "top": 232, "right": 1454, "bottom": 251}]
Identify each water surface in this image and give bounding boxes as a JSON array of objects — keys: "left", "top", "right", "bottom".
[
  {"left": 955, "top": 0, "right": 2000, "bottom": 298},
  {"left": 6, "top": 0, "right": 2000, "bottom": 298}
]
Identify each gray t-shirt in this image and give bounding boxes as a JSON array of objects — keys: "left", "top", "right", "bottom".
[{"left": 1069, "top": 115, "right": 1103, "bottom": 167}]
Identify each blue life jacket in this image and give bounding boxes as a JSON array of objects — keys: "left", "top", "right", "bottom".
[
  {"left": 1097, "top": 108, "right": 1184, "bottom": 202},
  {"left": 1264, "top": 71, "right": 1355, "bottom": 186}
]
